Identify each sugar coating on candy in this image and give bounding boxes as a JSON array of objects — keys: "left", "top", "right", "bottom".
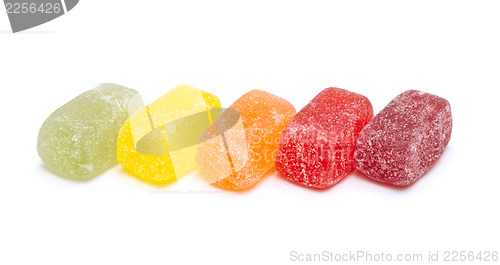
[
  {"left": 196, "top": 108, "right": 248, "bottom": 185},
  {"left": 196, "top": 90, "right": 296, "bottom": 190},
  {"left": 275, "top": 87, "right": 373, "bottom": 189},
  {"left": 354, "top": 90, "right": 452, "bottom": 186},
  {"left": 117, "top": 85, "right": 221, "bottom": 184},
  {"left": 37, "top": 83, "right": 144, "bottom": 180}
]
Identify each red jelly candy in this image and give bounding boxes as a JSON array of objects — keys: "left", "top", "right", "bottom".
[
  {"left": 275, "top": 87, "right": 373, "bottom": 189},
  {"left": 354, "top": 90, "right": 452, "bottom": 186}
]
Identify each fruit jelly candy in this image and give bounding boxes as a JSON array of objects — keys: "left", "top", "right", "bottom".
[
  {"left": 354, "top": 90, "right": 452, "bottom": 186},
  {"left": 196, "top": 90, "right": 296, "bottom": 190},
  {"left": 275, "top": 87, "right": 373, "bottom": 189},
  {"left": 117, "top": 85, "right": 221, "bottom": 184},
  {"left": 37, "top": 83, "right": 144, "bottom": 180},
  {"left": 196, "top": 108, "right": 248, "bottom": 186}
]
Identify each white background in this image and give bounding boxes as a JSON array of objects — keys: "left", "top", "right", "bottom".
[{"left": 1, "top": 1, "right": 499, "bottom": 264}]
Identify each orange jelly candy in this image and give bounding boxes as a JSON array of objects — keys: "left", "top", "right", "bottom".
[{"left": 196, "top": 90, "right": 296, "bottom": 190}]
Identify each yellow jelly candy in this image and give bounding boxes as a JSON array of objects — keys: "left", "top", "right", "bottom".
[{"left": 117, "top": 85, "right": 221, "bottom": 184}]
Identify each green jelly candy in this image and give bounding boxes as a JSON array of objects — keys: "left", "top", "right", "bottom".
[{"left": 37, "top": 83, "right": 144, "bottom": 180}]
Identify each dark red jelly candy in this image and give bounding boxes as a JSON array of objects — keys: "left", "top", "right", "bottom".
[
  {"left": 275, "top": 87, "right": 373, "bottom": 189},
  {"left": 354, "top": 90, "right": 452, "bottom": 186}
]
